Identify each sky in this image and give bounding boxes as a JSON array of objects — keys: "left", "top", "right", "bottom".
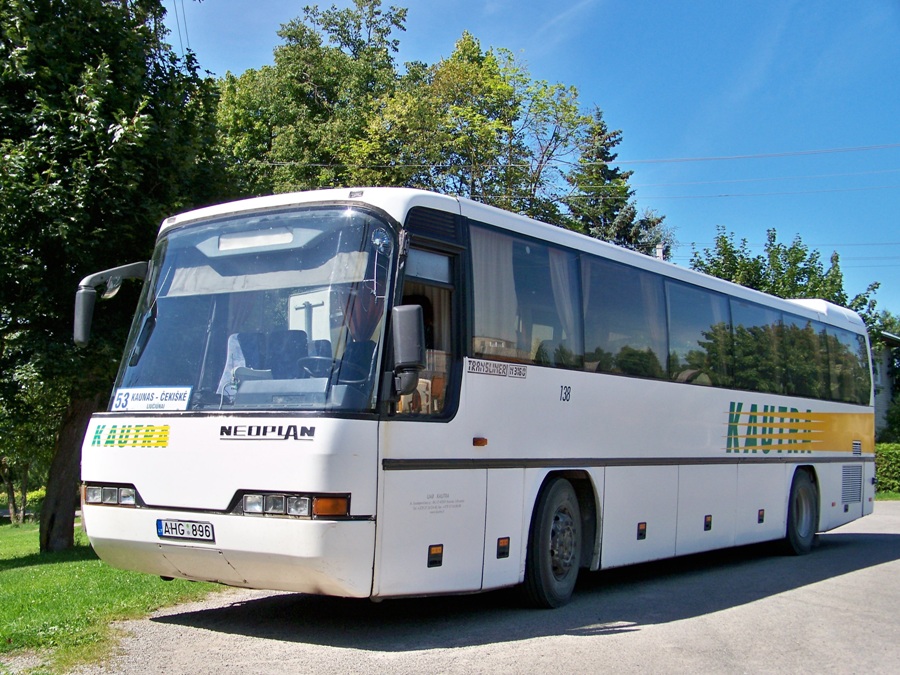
[{"left": 163, "top": 0, "right": 900, "bottom": 315}]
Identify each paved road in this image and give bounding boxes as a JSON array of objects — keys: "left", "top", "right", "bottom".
[{"left": 71, "top": 502, "right": 900, "bottom": 674}]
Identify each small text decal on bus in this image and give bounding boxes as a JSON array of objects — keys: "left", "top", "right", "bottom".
[
  {"left": 219, "top": 425, "right": 315, "bottom": 442},
  {"left": 467, "top": 359, "right": 527, "bottom": 379}
]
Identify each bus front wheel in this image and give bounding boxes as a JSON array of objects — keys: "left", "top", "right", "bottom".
[
  {"left": 523, "top": 477, "right": 582, "bottom": 608},
  {"left": 784, "top": 469, "right": 818, "bottom": 555}
]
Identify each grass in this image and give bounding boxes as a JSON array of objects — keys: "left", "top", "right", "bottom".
[
  {"left": 0, "top": 523, "right": 218, "bottom": 674},
  {"left": 876, "top": 491, "right": 900, "bottom": 501}
]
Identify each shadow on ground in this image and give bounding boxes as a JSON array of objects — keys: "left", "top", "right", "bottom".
[{"left": 153, "top": 528, "right": 900, "bottom": 651}]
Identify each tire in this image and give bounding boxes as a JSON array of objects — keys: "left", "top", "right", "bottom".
[
  {"left": 784, "top": 469, "right": 819, "bottom": 555},
  {"left": 522, "top": 477, "right": 582, "bottom": 608}
]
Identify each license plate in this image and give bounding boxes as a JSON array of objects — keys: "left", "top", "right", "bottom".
[{"left": 156, "top": 519, "right": 215, "bottom": 542}]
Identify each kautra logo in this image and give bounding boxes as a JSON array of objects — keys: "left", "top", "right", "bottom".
[
  {"left": 90, "top": 424, "right": 170, "bottom": 448},
  {"left": 725, "top": 402, "right": 815, "bottom": 454}
]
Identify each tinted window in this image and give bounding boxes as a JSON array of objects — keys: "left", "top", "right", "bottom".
[
  {"left": 666, "top": 281, "right": 732, "bottom": 387},
  {"left": 782, "top": 316, "right": 829, "bottom": 399},
  {"left": 731, "top": 300, "right": 783, "bottom": 394},
  {"left": 825, "top": 326, "right": 871, "bottom": 404},
  {"left": 471, "top": 225, "right": 583, "bottom": 368},
  {"left": 583, "top": 258, "right": 666, "bottom": 379}
]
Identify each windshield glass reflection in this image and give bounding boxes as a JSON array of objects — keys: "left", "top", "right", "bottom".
[{"left": 113, "top": 206, "right": 395, "bottom": 412}]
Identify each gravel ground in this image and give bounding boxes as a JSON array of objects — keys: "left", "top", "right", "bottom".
[{"left": 3, "top": 503, "right": 898, "bottom": 675}]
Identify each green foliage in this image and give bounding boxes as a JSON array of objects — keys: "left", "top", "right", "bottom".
[
  {"left": 690, "top": 227, "right": 879, "bottom": 326},
  {"left": 878, "top": 397, "right": 900, "bottom": 443},
  {"left": 0, "top": 0, "right": 228, "bottom": 546},
  {"left": 216, "top": 0, "right": 407, "bottom": 193},
  {"left": 875, "top": 444, "right": 900, "bottom": 494},
  {"left": 871, "top": 311, "right": 900, "bottom": 409},
  {"left": 215, "top": 0, "right": 668, "bottom": 256},
  {"left": 0, "top": 523, "right": 217, "bottom": 671},
  {"left": 0, "top": 486, "right": 45, "bottom": 517},
  {"left": 564, "top": 109, "right": 672, "bottom": 256}
]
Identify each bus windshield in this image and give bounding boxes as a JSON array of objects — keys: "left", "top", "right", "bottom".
[{"left": 112, "top": 205, "right": 396, "bottom": 412}]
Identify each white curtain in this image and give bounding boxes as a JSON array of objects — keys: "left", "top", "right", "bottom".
[
  {"left": 471, "top": 227, "right": 517, "bottom": 347},
  {"left": 549, "top": 248, "right": 583, "bottom": 355}
]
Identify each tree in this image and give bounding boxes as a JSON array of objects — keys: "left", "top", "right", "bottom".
[
  {"left": 690, "top": 226, "right": 879, "bottom": 325},
  {"left": 564, "top": 109, "right": 673, "bottom": 257},
  {"left": 348, "top": 32, "right": 522, "bottom": 200},
  {"left": 873, "top": 310, "right": 900, "bottom": 442},
  {"left": 0, "top": 377, "right": 62, "bottom": 524},
  {"left": 215, "top": 1, "right": 668, "bottom": 252},
  {"left": 216, "top": 0, "right": 407, "bottom": 194},
  {"left": 0, "top": 0, "right": 226, "bottom": 549}
]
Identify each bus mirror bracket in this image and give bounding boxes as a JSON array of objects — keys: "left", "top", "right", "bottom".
[
  {"left": 74, "top": 261, "right": 148, "bottom": 346},
  {"left": 391, "top": 304, "right": 426, "bottom": 397}
]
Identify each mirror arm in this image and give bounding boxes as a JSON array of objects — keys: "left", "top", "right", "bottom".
[{"left": 73, "top": 261, "right": 149, "bottom": 346}]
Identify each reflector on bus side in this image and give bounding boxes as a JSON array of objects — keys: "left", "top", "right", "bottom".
[{"left": 427, "top": 544, "right": 443, "bottom": 568}]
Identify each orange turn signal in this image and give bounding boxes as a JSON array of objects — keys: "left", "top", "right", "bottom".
[{"left": 312, "top": 496, "right": 350, "bottom": 517}]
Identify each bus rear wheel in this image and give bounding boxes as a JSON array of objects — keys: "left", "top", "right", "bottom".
[
  {"left": 784, "top": 469, "right": 818, "bottom": 555},
  {"left": 523, "top": 477, "right": 582, "bottom": 608}
]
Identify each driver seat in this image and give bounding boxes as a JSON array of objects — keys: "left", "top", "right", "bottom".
[{"left": 337, "top": 340, "right": 376, "bottom": 383}]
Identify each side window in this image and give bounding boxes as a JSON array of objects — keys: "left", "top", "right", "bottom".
[
  {"left": 400, "top": 249, "right": 454, "bottom": 415},
  {"left": 731, "top": 300, "right": 783, "bottom": 394},
  {"left": 783, "top": 316, "right": 829, "bottom": 400},
  {"left": 825, "top": 326, "right": 872, "bottom": 405},
  {"left": 470, "top": 225, "right": 583, "bottom": 368},
  {"left": 666, "top": 281, "right": 732, "bottom": 387},
  {"left": 583, "top": 257, "right": 666, "bottom": 379}
]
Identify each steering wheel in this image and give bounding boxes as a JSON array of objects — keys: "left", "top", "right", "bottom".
[
  {"left": 334, "top": 361, "right": 370, "bottom": 385},
  {"left": 297, "top": 356, "right": 335, "bottom": 379}
]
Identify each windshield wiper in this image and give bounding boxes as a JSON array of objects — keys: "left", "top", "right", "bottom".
[{"left": 128, "top": 301, "right": 157, "bottom": 367}]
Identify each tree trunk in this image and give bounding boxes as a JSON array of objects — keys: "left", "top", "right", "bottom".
[
  {"left": 1, "top": 460, "right": 17, "bottom": 524},
  {"left": 39, "top": 395, "right": 101, "bottom": 552},
  {"left": 19, "top": 461, "right": 29, "bottom": 524}
]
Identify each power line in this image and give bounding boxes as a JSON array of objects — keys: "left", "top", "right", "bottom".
[
  {"left": 170, "top": 0, "right": 184, "bottom": 56},
  {"left": 169, "top": 0, "right": 191, "bottom": 57},
  {"left": 639, "top": 184, "right": 900, "bottom": 200},
  {"left": 631, "top": 167, "right": 900, "bottom": 188},
  {"left": 688, "top": 242, "right": 900, "bottom": 248},
  {"left": 615, "top": 142, "right": 900, "bottom": 165},
  {"left": 180, "top": 0, "right": 190, "bottom": 50}
]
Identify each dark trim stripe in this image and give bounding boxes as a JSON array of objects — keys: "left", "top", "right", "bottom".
[{"left": 382, "top": 455, "right": 874, "bottom": 471}]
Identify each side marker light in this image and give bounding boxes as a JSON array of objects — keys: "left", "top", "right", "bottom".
[{"left": 637, "top": 522, "right": 647, "bottom": 541}]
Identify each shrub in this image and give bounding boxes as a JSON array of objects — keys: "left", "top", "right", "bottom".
[
  {"left": 0, "top": 486, "right": 46, "bottom": 520},
  {"left": 875, "top": 444, "right": 900, "bottom": 493},
  {"left": 878, "top": 397, "right": 900, "bottom": 443}
]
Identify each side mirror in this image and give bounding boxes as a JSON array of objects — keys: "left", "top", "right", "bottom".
[
  {"left": 73, "top": 261, "right": 148, "bottom": 346},
  {"left": 73, "top": 288, "right": 97, "bottom": 346},
  {"left": 391, "top": 304, "right": 426, "bottom": 396}
]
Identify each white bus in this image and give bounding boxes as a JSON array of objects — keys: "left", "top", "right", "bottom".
[{"left": 75, "top": 187, "right": 874, "bottom": 608}]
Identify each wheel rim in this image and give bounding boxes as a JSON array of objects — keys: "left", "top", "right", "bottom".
[{"left": 550, "top": 506, "right": 577, "bottom": 580}]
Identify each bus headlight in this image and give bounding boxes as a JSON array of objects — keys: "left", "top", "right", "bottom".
[
  {"left": 264, "top": 494, "right": 285, "bottom": 514},
  {"left": 243, "top": 494, "right": 263, "bottom": 514},
  {"left": 83, "top": 484, "right": 140, "bottom": 507},
  {"left": 237, "top": 492, "right": 348, "bottom": 518},
  {"left": 287, "top": 496, "right": 310, "bottom": 516}
]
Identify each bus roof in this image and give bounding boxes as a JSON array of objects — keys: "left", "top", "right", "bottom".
[{"left": 161, "top": 187, "right": 868, "bottom": 335}]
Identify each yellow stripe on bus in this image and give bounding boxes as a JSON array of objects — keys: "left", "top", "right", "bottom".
[{"left": 725, "top": 405, "right": 873, "bottom": 453}]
